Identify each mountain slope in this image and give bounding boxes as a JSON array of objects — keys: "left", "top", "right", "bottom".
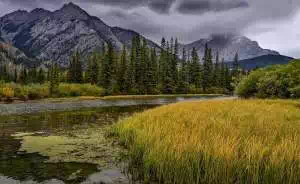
[
  {"left": 227, "top": 55, "right": 294, "bottom": 70},
  {"left": 182, "top": 34, "right": 280, "bottom": 61},
  {"left": 0, "top": 41, "right": 37, "bottom": 67},
  {"left": 0, "top": 3, "right": 159, "bottom": 67},
  {"left": 111, "top": 27, "right": 160, "bottom": 49}
]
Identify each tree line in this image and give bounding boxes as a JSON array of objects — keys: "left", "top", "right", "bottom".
[{"left": 0, "top": 36, "right": 244, "bottom": 95}]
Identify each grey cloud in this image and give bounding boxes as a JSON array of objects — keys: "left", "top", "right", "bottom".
[
  {"left": 0, "top": 0, "right": 176, "bottom": 14},
  {"left": 176, "top": 0, "right": 249, "bottom": 14},
  {"left": 102, "top": 10, "right": 170, "bottom": 40},
  {"left": 148, "top": 0, "right": 175, "bottom": 14}
]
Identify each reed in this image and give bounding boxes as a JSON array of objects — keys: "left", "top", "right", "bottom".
[{"left": 113, "top": 99, "right": 300, "bottom": 184}]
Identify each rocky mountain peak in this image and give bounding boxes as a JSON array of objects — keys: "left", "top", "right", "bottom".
[
  {"left": 54, "top": 2, "right": 90, "bottom": 20},
  {"left": 182, "top": 33, "right": 280, "bottom": 61},
  {"left": 30, "top": 8, "right": 51, "bottom": 15},
  {"left": 1, "top": 10, "right": 29, "bottom": 24}
]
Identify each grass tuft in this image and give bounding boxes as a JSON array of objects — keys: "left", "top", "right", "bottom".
[{"left": 113, "top": 99, "right": 300, "bottom": 184}]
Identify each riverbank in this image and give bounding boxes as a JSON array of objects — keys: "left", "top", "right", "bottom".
[
  {"left": 0, "top": 95, "right": 229, "bottom": 115},
  {"left": 112, "top": 99, "right": 300, "bottom": 183},
  {"left": 0, "top": 94, "right": 226, "bottom": 104}
]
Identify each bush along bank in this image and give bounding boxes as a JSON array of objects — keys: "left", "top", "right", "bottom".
[{"left": 236, "top": 60, "right": 300, "bottom": 98}]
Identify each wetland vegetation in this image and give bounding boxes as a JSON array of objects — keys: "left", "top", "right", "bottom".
[
  {"left": 0, "top": 95, "right": 221, "bottom": 183},
  {"left": 113, "top": 99, "right": 300, "bottom": 184}
]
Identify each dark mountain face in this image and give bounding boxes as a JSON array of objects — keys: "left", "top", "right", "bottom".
[
  {"left": 0, "top": 3, "right": 159, "bottom": 67},
  {"left": 227, "top": 55, "right": 294, "bottom": 70}
]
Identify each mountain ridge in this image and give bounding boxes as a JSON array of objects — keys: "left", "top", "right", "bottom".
[
  {"left": 181, "top": 34, "right": 280, "bottom": 61},
  {"left": 0, "top": 3, "right": 289, "bottom": 68}
]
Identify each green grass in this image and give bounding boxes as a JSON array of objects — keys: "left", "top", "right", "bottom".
[{"left": 112, "top": 99, "right": 300, "bottom": 184}]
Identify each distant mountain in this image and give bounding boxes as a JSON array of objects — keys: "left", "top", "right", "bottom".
[
  {"left": 0, "top": 3, "right": 160, "bottom": 67},
  {"left": 0, "top": 2, "right": 288, "bottom": 68},
  {"left": 227, "top": 55, "right": 294, "bottom": 70},
  {"left": 181, "top": 34, "right": 280, "bottom": 61}
]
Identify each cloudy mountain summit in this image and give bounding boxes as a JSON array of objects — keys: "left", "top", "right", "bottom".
[{"left": 0, "top": 2, "right": 291, "bottom": 67}]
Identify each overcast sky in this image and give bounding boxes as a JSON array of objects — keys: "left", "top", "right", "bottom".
[{"left": 0, "top": 0, "right": 299, "bottom": 58}]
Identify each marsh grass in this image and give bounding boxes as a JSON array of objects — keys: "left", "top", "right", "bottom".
[
  {"left": 113, "top": 99, "right": 300, "bottom": 184},
  {"left": 0, "top": 83, "right": 104, "bottom": 101}
]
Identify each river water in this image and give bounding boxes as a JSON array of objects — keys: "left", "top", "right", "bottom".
[{"left": 0, "top": 96, "right": 225, "bottom": 184}]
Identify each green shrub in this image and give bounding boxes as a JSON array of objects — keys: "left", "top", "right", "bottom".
[
  {"left": 58, "top": 83, "right": 80, "bottom": 97},
  {"left": 235, "top": 69, "right": 264, "bottom": 98},
  {"left": 27, "top": 84, "right": 50, "bottom": 100},
  {"left": 58, "top": 83, "right": 104, "bottom": 97},
  {"left": 79, "top": 84, "right": 104, "bottom": 96},
  {"left": 290, "top": 85, "right": 300, "bottom": 98},
  {"left": 236, "top": 60, "right": 300, "bottom": 98},
  {"left": 14, "top": 86, "right": 29, "bottom": 100},
  {"left": 0, "top": 87, "right": 14, "bottom": 98}
]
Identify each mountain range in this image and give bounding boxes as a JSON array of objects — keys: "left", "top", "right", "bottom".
[{"left": 0, "top": 2, "right": 293, "bottom": 68}]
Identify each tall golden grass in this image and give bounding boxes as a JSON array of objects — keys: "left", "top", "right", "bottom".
[{"left": 113, "top": 100, "right": 300, "bottom": 184}]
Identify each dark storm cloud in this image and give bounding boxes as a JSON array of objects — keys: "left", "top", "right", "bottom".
[
  {"left": 176, "top": 0, "right": 249, "bottom": 14},
  {"left": 148, "top": 0, "right": 175, "bottom": 14},
  {"left": 103, "top": 10, "right": 168, "bottom": 38},
  {"left": 0, "top": 0, "right": 176, "bottom": 14}
]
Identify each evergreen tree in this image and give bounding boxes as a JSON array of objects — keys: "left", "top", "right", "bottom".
[
  {"left": 202, "top": 44, "right": 213, "bottom": 91},
  {"left": 162, "top": 41, "right": 176, "bottom": 93},
  {"left": 213, "top": 51, "right": 221, "bottom": 87},
  {"left": 68, "top": 51, "right": 83, "bottom": 83},
  {"left": 232, "top": 52, "right": 239, "bottom": 77},
  {"left": 138, "top": 38, "right": 148, "bottom": 94},
  {"left": 0, "top": 64, "right": 10, "bottom": 82},
  {"left": 75, "top": 52, "right": 83, "bottom": 83},
  {"left": 14, "top": 67, "right": 18, "bottom": 83},
  {"left": 99, "top": 41, "right": 118, "bottom": 93},
  {"left": 28, "top": 67, "right": 37, "bottom": 83},
  {"left": 124, "top": 37, "right": 137, "bottom": 93},
  {"left": 148, "top": 47, "right": 158, "bottom": 93},
  {"left": 19, "top": 67, "right": 27, "bottom": 84},
  {"left": 190, "top": 47, "right": 202, "bottom": 89},
  {"left": 87, "top": 53, "right": 99, "bottom": 85},
  {"left": 117, "top": 46, "right": 128, "bottom": 93},
  {"left": 49, "top": 63, "right": 60, "bottom": 96},
  {"left": 38, "top": 68, "right": 45, "bottom": 84},
  {"left": 220, "top": 58, "right": 226, "bottom": 89},
  {"left": 172, "top": 38, "right": 179, "bottom": 86},
  {"left": 224, "top": 64, "right": 232, "bottom": 91},
  {"left": 158, "top": 37, "right": 166, "bottom": 86},
  {"left": 177, "top": 47, "right": 189, "bottom": 93}
]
